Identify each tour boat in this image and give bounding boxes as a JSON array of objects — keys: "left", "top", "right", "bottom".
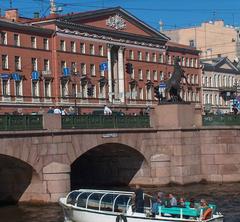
[{"left": 59, "top": 189, "right": 224, "bottom": 222}]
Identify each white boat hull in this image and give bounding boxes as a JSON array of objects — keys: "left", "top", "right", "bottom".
[{"left": 60, "top": 198, "right": 224, "bottom": 222}]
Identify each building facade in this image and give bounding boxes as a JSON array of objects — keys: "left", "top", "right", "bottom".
[
  {"left": 0, "top": 8, "right": 201, "bottom": 115},
  {"left": 201, "top": 57, "right": 240, "bottom": 113},
  {"left": 163, "top": 20, "right": 240, "bottom": 61}
]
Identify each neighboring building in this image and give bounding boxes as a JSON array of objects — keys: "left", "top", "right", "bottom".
[
  {"left": 201, "top": 57, "right": 240, "bottom": 113},
  {"left": 0, "top": 7, "right": 201, "bottom": 114},
  {"left": 163, "top": 20, "right": 240, "bottom": 61}
]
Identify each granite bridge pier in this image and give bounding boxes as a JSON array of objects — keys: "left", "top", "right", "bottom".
[{"left": 0, "top": 104, "right": 240, "bottom": 203}]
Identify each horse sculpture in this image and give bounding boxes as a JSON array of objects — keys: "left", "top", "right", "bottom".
[{"left": 164, "top": 57, "right": 188, "bottom": 102}]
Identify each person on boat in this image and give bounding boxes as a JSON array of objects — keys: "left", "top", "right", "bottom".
[
  {"left": 200, "top": 199, "right": 212, "bottom": 220},
  {"left": 168, "top": 193, "right": 177, "bottom": 207},
  {"left": 189, "top": 197, "right": 197, "bottom": 208},
  {"left": 178, "top": 197, "right": 186, "bottom": 208},
  {"left": 134, "top": 184, "right": 144, "bottom": 213},
  {"left": 151, "top": 193, "right": 163, "bottom": 216}
]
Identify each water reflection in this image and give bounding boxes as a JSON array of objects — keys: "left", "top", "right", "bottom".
[{"left": 0, "top": 183, "right": 239, "bottom": 222}]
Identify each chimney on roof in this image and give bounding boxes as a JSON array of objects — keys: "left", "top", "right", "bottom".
[{"left": 5, "top": 8, "right": 19, "bottom": 21}]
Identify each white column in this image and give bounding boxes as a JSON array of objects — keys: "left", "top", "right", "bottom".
[
  {"left": 107, "top": 44, "right": 113, "bottom": 102},
  {"left": 118, "top": 46, "right": 125, "bottom": 103}
]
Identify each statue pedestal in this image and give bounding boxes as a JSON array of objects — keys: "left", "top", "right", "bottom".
[{"left": 151, "top": 103, "right": 202, "bottom": 128}]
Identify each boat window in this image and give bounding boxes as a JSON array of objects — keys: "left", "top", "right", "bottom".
[
  {"left": 67, "top": 191, "right": 82, "bottom": 205},
  {"left": 114, "top": 195, "right": 132, "bottom": 213},
  {"left": 144, "top": 194, "right": 152, "bottom": 209},
  {"left": 76, "top": 192, "right": 92, "bottom": 208},
  {"left": 100, "top": 194, "right": 118, "bottom": 212},
  {"left": 87, "top": 193, "right": 105, "bottom": 210}
]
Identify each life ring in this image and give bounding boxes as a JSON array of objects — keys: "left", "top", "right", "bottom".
[
  {"left": 116, "top": 214, "right": 127, "bottom": 222},
  {"left": 202, "top": 208, "right": 212, "bottom": 220}
]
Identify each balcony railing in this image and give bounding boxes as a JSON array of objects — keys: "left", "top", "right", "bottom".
[
  {"left": 202, "top": 114, "right": 240, "bottom": 126},
  {"left": 0, "top": 115, "right": 43, "bottom": 131},
  {"left": 62, "top": 115, "right": 150, "bottom": 129}
]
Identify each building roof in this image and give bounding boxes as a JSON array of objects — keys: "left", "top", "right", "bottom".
[{"left": 167, "top": 41, "right": 200, "bottom": 55}]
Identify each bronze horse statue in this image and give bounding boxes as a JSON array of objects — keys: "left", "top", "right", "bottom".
[{"left": 164, "top": 57, "right": 188, "bottom": 102}]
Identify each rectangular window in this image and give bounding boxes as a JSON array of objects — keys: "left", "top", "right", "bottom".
[
  {"left": 189, "top": 40, "right": 195, "bottom": 47},
  {"left": 182, "top": 57, "right": 185, "bottom": 66},
  {"left": 61, "top": 81, "right": 68, "bottom": 97},
  {"left": 60, "top": 40, "right": 66, "bottom": 51},
  {"left": 15, "top": 56, "right": 21, "bottom": 71},
  {"left": 99, "top": 45, "right": 104, "bottom": 56},
  {"left": 81, "top": 63, "right": 86, "bottom": 75},
  {"left": 43, "top": 38, "right": 49, "bottom": 50},
  {"left": 71, "top": 62, "right": 77, "bottom": 73},
  {"left": 167, "top": 55, "right": 171, "bottom": 64},
  {"left": 138, "top": 69, "right": 143, "bottom": 80},
  {"left": 90, "top": 64, "right": 95, "bottom": 76},
  {"left": 138, "top": 51, "right": 142, "bottom": 60},
  {"left": 14, "top": 34, "right": 20, "bottom": 46},
  {"left": 2, "top": 79, "right": 9, "bottom": 96},
  {"left": 145, "top": 52, "right": 150, "bottom": 61},
  {"left": 44, "top": 59, "right": 50, "bottom": 71},
  {"left": 90, "top": 44, "right": 95, "bottom": 55},
  {"left": 61, "top": 61, "right": 66, "bottom": 72},
  {"left": 31, "top": 58, "right": 37, "bottom": 71},
  {"left": 160, "top": 71, "right": 164, "bottom": 81},
  {"left": 159, "top": 53, "right": 164, "bottom": 63},
  {"left": 31, "top": 36, "right": 37, "bottom": 48},
  {"left": 139, "top": 88, "right": 143, "bottom": 100},
  {"left": 146, "top": 70, "right": 151, "bottom": 80},
  {"left": 80, "top": 43, "right": 85, "bottom": 54},
  {"left": 129, "top": 50, "right": 134, "bottom": 60},
  {"left": 44, "top": 80, "right": 51, "bottom": 97},
  {"left": 1, "top": 32, "right": 7, "bottom": 45},
  {"left": 152, "top": 53, "right": 157, "bottom": 62},
  {"left": 153, "top": 70, "right": 157, "bottom": 81},
  {"left": 32, "top": 81, "right": 39, "bottom": 97},
  {"left": 71, "top": 41, "right": 76, "bottom": 52},
  {"left": 15, "top": 80, "right": 22, "bottom": 96},
  {"left": 2, "top": 55, "right": 8, "bottom": 69}
]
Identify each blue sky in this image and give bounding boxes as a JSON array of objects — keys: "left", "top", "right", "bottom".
[{"left": 1, "top": 0, "right": 240, "bottom": 30}]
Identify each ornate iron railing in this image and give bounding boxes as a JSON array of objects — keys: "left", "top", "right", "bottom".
[
  {"left": 0, "top": 115, "right": 43, "bottom": 131},
  {"left": 62, "top": 115, "right": 150, "bottom": 129},
  {"left": 202, "top": 114, "right": 240, "bottom": 126}
]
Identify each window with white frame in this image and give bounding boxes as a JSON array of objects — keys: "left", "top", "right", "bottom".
[
  {"left": 44, "top": 59, "right": 50, "bottom": 71},
  {"left": 2, "top": 55, "right": 8, "bottom": 69},
  {"left": 146, "top": 87, "right": 152, "bottom": 100},
  {"left": 99, "top": 45, "right": 104, "bottom": 56},
  {"left": 99, "top": 83, "right": 106, "bottom": 98},
  {"left": 167, "top": 55, "right": 171, "bottom": 64},
  {"left": 2, "top": 79, "right": 10, "bottom": 96},
  {"left": 159, "top": 53, "right": 164, "bottom": 63},
  {"left": 138, "top": 51, "right": 142, "bottom": 60},
  {"left": 32, "top": 81, "right": 39, "bottom": 97},
  {"left": 138, "top": 69, "right": 143, "bottom": 80},
  {"left": 60, "top": 40, "right": 66, "bottom": 51},
  {"left": 44, "top": 80, "right": 51, "bottom": 98},
  {"left": 15, "top": 80, "right": 22, "bottom": 97},
  {"left": 90, "top": 64, "right": 96, "bottom": 76},
  {"left": 15, "top": 56, "right": 21, "bottom": 71},
  {"left": 139, "top": 88, "right": 143, "bottom": 100},
  {"left": 71, "top": 62, "right": 77, "bottom": 73},
  {"left": 145, "top": 52, "right": 150, "bottom": 61},
  {"left": 130, "top": 69, "right": 135, "bottom": 79},
  {"left": 195, "top": 75, "right": 198, "bottom": 84},
  {"left": 43, "top": 38, "right": 49, "bottom": 50},
  {"left": 80, "top": 43, "right": 85, "bottom": 54},
  {"left": 160, "top": 71, "right": 164, "bottom": 80},
  {"left": 90, "top": 44, "right": 95, "bottom": 55},
  {"left": 1, "top": 32, "right": 7, "bottom": 45},
  {"left": 153, "top": 70, "right": 157, "bottom": 81},
  {"left": 186, "top": 58, "right": 189, "bottom": 67},
  {"left": 31, "top": 36, "right": 37, "bottom": 48},
  {"left": 61, "top": 61, "right": 66, "bottom": 72},
  {"left": 182, "top": 57, "right": 185, "bottom": 66},
  {"left": 31, "top": 58, "right": 38, "bottom": 71},
  {"left": 14, "top": 34, "right": 20, "bottom": 46},
  {"left": 152, "top": 53, "right": 157, "bottom": 62},
  {"left": 61, "top": 80, "right": 68, "bottom": 97},
  {"left": 81, "top": 63, "right": 86, "bottom": 75},
  {"left": 129, "top": 50, "right": 134, "bottom": 60},
  {"left": 70, "top": 41, "right": 76, "bottom": 52},
  {"left": 146, "top": 70, "right": 151, "bottom": 80}
]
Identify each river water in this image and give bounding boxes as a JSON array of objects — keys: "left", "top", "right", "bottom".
[{"left": 0, "top": 183, "right": 239, "bottom": 222}]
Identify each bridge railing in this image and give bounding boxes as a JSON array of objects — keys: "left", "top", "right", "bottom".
[
  {"left": 202, "top": 114, "right": 240, "bottom": 126},
  {"left": 0, "top": 115, "right": 43, "bottom": 131},
  {"left": 61, "top": 115, "right": 150, "bottom": 129}
]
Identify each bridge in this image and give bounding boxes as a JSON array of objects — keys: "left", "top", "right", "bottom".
[{"left": 0, "top": 104, "right": 240, "bottom": 203}]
